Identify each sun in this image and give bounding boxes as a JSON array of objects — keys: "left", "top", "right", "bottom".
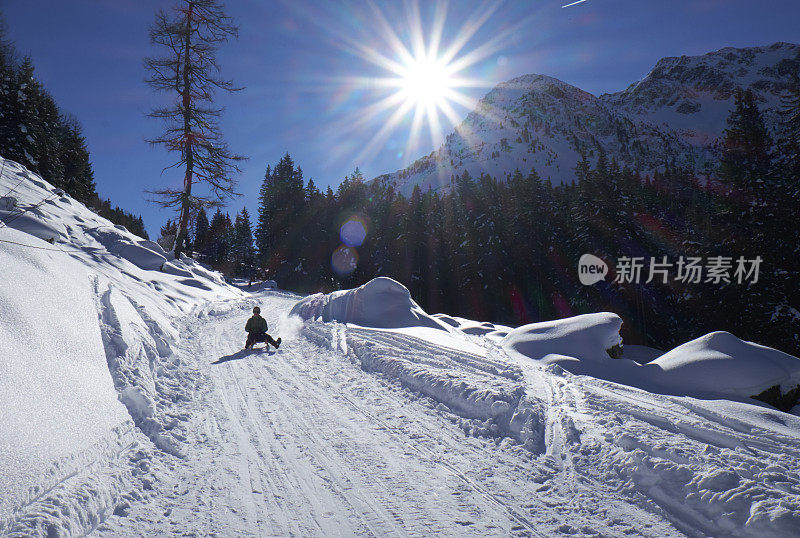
[
  {"left": 399, "top": 56, "right": 453, "bottom": 106},
  {"left": 325, "top": 1, "right": 526, "bottom": 168}
]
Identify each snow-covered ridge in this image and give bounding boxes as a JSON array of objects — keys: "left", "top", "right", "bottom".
[
  {"left": 0, "top": 156, "right": 241, "bottom": 535},
  {"left": 602, "top": 41, "right": 800, "bottom": 147},
  {"left": 377, "top": 42, "right": 799, "bottom": 195}
]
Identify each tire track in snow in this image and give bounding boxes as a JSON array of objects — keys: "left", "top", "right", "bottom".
[
  {"left": 251, "top": 348, "right": 534, "bottom": 536},
  {"left": 308, "top": 321, "right": 675, "bottom": 536}
]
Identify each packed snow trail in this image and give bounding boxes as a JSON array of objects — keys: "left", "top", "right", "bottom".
[{"left": 94, "top": 290, "right": 681, "bottom": 537}]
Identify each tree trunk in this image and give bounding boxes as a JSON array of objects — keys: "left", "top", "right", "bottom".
[{"left": 175, "top": 1, "right": 194, "bottom": 258}]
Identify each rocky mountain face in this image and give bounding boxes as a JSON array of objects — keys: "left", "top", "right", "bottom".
[{"left": 377, "top": 42, "right": 799, "bottom": 195}]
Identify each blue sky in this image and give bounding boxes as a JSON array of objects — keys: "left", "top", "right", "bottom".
[{"left": 3, "top": 0, "right": 799, "bottom": 237}]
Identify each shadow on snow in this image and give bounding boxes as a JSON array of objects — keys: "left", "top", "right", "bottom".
[{"left": 212, "top": 347, "right": 273, "bottom": 365}]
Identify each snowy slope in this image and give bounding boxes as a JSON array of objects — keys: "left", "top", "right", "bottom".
[
  {"left": 0, "top": 225, "right": 131, "bottom": 528},
  {"left": 0, "top": 156, "right": 242, "bottom": 535},
  {"left": 377, "top": 42, "right": 799, "bottom": 195}
]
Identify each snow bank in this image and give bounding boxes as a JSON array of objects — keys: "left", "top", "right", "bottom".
[
  {"left": 0, "top": 156, "right": 242, "bottom": 534},
  {"left": 290, "top": 277, "right": 453, "bottom": 331},
  {"left": 109, "top": 240, "right": 167, "bottom": 270},
  {"left": 502, "top": 313, "right": 623, "bottom": 363},
  {"left": 650, "top": 332, "right": 800, "bottom": 397},
  {"left": 0, "top": 226, "right": 131, "bottom": 524},
  {"left": 303, "top": 322, "right": 529, "bottom": 441},
  {"left": 501, "top": 313, "right": 800, "bottom": 405}
]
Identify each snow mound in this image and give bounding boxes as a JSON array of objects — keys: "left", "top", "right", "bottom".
[
  {"left": 290, "top": 277, "right": 453, "bottom": 331},
  {"left": 161, "top": 260, "right": 194, "bottom": 278},
  {"left": 502, "top": 313, "right": 623, "bottom": 363},
  {"left": 0, "top": 209, "right": 67, "bottom": 242},
  {"left": 109, "top": 240, "right": 167, "bottom": 271},
  {"left": 650, "top": 331, "right": 800, "bottom": 396}
]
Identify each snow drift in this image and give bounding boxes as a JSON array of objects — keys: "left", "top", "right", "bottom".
[
  {"left": 501, "top": 312, "right": 624, "bottom": 363},
  {"left": 290, "top": 277, "right": 453, "bottom": 331},
  {"left": 649, "top": 331, "right": 800, "bottom": 397},
  {"left": 0, "top": 226, "right": 131, "bottom": 525},
  {"left": 501, "top": 313, "right": 800, "bottom": 405}
]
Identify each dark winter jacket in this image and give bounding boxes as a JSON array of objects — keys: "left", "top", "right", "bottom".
[{"left": 245, "top": 314, "right": 268, "bottom": 334}]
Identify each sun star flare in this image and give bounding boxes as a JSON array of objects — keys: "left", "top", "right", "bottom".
[{"left": 327, "top": 0, "right": 523, "bottom": 168}]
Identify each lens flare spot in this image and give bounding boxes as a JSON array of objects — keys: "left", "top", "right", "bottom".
[
  {"left": 340, "top": 217, "right": 367, "bottom": 247},
  {"left": 332, "top": 245, "right": 359, "bottom": 276}
]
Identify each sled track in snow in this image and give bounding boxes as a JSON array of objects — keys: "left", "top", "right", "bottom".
[
  {"left": 188, "top": 306, "right": 520, "bottom": 535},
  {"left": 318, "top": 374, "right": 547, "bottom": 536},
  {"left": 239, "top": 358, "right": 433, "bottom": 536}
]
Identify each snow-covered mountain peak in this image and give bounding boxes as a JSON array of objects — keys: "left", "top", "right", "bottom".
[
  {"left": 617, "top": 41, "right": 800, "bottom": 104},
  {"left": 377, "top": 42, "right": 798, "bottom": 195},
  {"left": 488, "top": 72, "right": 593, "bottom": 98},
  {"left": 601, "top": 42, "right": 799, "bottom": 145}
]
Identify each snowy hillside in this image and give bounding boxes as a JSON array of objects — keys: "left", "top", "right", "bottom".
[
  {"left": 378, "top": 42, "right": 799, "bottom": 195},
  {"left": 3, "top": 158, "right": 800, "bottom": 536},
  {"left": 0, "top": 156, "right": 242, "bottom": 535}
]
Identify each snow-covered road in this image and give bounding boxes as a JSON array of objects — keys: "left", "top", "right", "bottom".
[{"left": 95, "top": 291, "right": 689, "bottom": 537}]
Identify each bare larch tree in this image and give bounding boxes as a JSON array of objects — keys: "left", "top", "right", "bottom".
[{"left": 145, "top": 0, "right": 244, "bottom": 258}]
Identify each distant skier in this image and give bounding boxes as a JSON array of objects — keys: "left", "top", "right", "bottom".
[{"left": 245, "top": 306, "right": 281, "bottom": 350}]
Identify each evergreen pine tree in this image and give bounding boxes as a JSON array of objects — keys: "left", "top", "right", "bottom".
[
  {"left": 777, "top": 68, "right": 800, "bottom": 205},
  {"left": 57, "top": 115, "right": 96, "bottom": 202},
  {"left": 207, "top": 209, "right": 230, "bottom": 264},
  {"left": 231, "top": 208, "right": 255, "bottom": 276},
  {"left": 12, "top": 58, "right": 41, "bottom": 170},
  {"left": 255, "top": 164, "right": 273, "bottom": 262},
  {"left": 718, "top": 89, "right": 773, "bottom": 196},
  {"left": 194, "top": 207, "right": 210, "bottom": 257}
]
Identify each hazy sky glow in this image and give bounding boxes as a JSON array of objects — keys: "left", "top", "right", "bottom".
[{"left": 3, "top": 0, "right": 799, "bottom": 236}]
